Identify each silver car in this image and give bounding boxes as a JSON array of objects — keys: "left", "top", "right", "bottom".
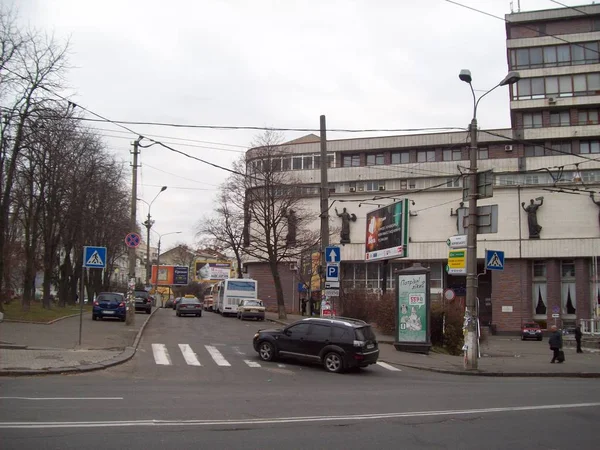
[{"left": 176, "top": 297, "right": 203, "bottom": 317}]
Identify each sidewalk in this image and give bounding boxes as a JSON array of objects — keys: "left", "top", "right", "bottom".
[
  {"left": 0, "top": 308, "right": 157, "bottom": 375},
  {"left": 264, "top": 312, "right": 600, "bottom": 378}
]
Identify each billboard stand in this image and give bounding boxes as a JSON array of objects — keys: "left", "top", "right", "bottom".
[{"left": 394, "top": 263, "right": 431, "bottom": 354}]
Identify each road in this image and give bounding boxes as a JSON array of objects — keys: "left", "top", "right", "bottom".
[{"left": 1, "top": 308, "right": 599, "bottom": 449}]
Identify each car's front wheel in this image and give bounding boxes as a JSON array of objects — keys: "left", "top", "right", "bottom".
[
  {"left": 323, "top": 352, "right": 344, "bottom": 373},
  {"left": 258, "top": 341, "right": 276, "bottom": 361},
  {"left": 92, "top": 315, "right": 97, "bottom": 321}
]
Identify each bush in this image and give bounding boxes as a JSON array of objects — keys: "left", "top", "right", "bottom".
[
  {"left": 431, "top": 302, "right": 464, "bottom": 355},
  {"left": 372, "top": 292, "right": 395, "bottom": 335},
  {"left": 338, "top": 290, "right": 395, "bottom": 335}
]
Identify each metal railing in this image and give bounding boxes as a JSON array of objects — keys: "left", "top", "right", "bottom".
[{"left": 580, "top": 319, "right": 600, "bottom": 335}]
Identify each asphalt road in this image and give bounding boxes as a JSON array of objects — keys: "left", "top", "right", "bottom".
[{"left": 1, "top": 308, "right": 599, "bottom": 449}]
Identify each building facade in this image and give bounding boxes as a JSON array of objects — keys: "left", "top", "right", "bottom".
[{"left": 244, "top": 3, "right": 600, "bottom": 332}]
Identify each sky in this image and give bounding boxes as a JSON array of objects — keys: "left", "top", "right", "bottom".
[{"left": 13, "top": 0, "right": 568, "bottom": 252}]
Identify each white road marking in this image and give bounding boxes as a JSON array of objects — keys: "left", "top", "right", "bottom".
[
  {"left": 376, "top": 362, "right": 402, "bottom": 372},
  {"left": 243, "top": 360, "right": 261, "bottom": 368},
  {"left": 178, "top": 344, "right": 202, "bottom": 366},
  {"left": 277, "top": 364, "right": 286, "bottom": 368},
  {"left": 205, "top": 345, "right": 231, "bottom": 366},
  {"left": 151, "top": 343, "right": 171, "bottom": 365},
  {"left": 1, "top": 402, "right": 598, "bottom": 429},
  {"left": 0, "top": 397, "right": 123, "bottom": 401}
]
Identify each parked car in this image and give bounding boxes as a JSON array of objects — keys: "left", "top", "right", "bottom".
[
  {"left": 93, "top": 292, "right": 126, "bottom": 321},
  {"left": 134, "top": 290, "right": 152, "bottom": 314},
  {"left": 237, "top": 299, "right": 265, "bottom": 321},
  {"left": 521, "top": 322, "right": 543, "bottom": 341},
  {"left": 164, "top": 297, "right": 174, "bottom": 308},
  {"left": 253, "top": 317, "right": 379, "bottom": 373},
  {"left": 176, "top": 297, "right": 203, "bottom": 317},
  {"left": 172, "top": 297, "right": 182, "bottom": 310}
]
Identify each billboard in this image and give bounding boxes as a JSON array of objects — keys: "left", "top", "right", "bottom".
[
  {"left": 365, "top": 198, "right": 409, "bottom": 261},
  {"left": 151, "top": 265, "right": 189, "bottom": 286},
  {"left": 194, "top": 260, "right": 232, "bottom": 282}
]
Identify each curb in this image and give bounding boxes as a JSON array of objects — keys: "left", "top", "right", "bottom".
[
  {"left": 2, "top": 312, "right": 84, "bottom": 325},
  {"left": 0, "top": 308, "right": 159, "bottom": 377}
]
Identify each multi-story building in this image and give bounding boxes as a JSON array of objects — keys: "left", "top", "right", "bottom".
[{"left": 244, "top": 3, "right": 600, "bottom": 332}]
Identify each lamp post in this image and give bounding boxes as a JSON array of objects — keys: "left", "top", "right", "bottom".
[
  {"left": 152, "top": 230, "right": 182, "bottom": 307},
  {"left": 139, "top": 186, "right": 167, "bottom": 289},
  {"left": 459, "top": 69, "right": 520, "bottom": 370}
]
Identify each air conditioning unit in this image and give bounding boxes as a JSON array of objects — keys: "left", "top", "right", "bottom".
[
  {"left": 378, "top": 185, "right": 386, "bottom": 191},
  {"left": 548, "top": 97, "right": 556, "bottom": 105},
  {"left": 289, "top": 263, "right": 298, "bottom": 271},
  {"left": 349, "top": 187, "right": 356, "bottom": 192},
  {"left": 504, "top": 145, "right": 513, "bottom": 152}
]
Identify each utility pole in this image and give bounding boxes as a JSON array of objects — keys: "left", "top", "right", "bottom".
[
  {"left": 127, "top": 137, "right": 141, "bottom": 325},
  {"left": 319, "top": 115, "right": 329, "bottom": 315},
  {"left": 465, "top": 117, "right": 478, "bottom": 369}
]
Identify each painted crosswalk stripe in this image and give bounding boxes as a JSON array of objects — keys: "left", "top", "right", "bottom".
[
  {"left": 243, "top": 360, "right": 261, "bottom": 368},
  {"left": 178, "top": 344, "right": 202, "bottom": 366},
  {"left": 152, "top": 344, "right": 171, "bottom": 365},
  {"left": 205, "top": 345, "right": 231, "bottom": 367},
  {"left": 376, "top": 362, "right": 402, "bottom": 372}
]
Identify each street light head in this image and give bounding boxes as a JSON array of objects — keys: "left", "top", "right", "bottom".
[
  {"left": 160, "top": 186, "right": 167, "bottom": 192},
  {"left": 459, "top": 69, "right": 472, "bottom": 84},
  {"left": 499, "top": 71, "right": 521, "bottom": 86}
]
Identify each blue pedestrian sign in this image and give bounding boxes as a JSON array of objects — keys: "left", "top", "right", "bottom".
[
  {"left": 83, "top": 246, "right": 107, "bottom": 269},
  {"left": 325, "top": 246, "right": 341, "bottom": 263},
  {"left": 326, "top": 263, "right": 339, "bottom": 282},
  {"left": 485, "top": 250, "right": 505, "bottom": 271}
]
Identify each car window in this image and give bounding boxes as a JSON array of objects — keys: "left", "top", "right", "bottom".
[
  {"left": 286, "top": 323, "right": 310, "bottom": 336},
  {"left": 524, "top": 323, "right": 539, "bottom": 328},
  {"left": 331, "top": 326, "right": 351, "bottom": 341},
  {"left": 181, "top": 298, "right": 198, "bottom": 304},
  {"left": 308, "top": 324, "right": 331, "bottom": 340},
  {"left": 244, "top": 300, "right": 262, "bottom": 306},
  {"left": 134, "top": 291, "right": 149, "bottom": 298},
  {"left": 354, "top": 326, "right": 376, "bottom": 341},
  {"left": 97, "top": 293, "right": 123, "bottom": 302}
]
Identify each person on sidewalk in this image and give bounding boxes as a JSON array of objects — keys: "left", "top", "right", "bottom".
[
  {"left": 575, "top": 325, "right": 583, "bottom": 353},
  {"left": 301, "top": 298, "right": 307, "bottom": 316},
  {"left": 548, "top": 325, "right": 564, "bottom": 363}
]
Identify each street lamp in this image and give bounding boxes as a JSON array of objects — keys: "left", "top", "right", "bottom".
[
  {"left": 151, "top": 229, "right": 182, "bottom": 307},
  {"left": 138, "top": 185, "right": 167, "bottom": 288},
  {"left": 459, "top": 69, "right": 520, "bottom": 370}
]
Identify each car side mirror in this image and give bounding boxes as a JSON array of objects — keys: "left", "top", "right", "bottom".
[{"left": 284, "top": 329, "right": 292, "bottom": 336}]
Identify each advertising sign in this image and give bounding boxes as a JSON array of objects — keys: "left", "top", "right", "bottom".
[
  {"left": 194, "top": 260, "right": 232, "bottom": 282},
  {"left": 447, "top": 249, "right": 467, "bottom": 275},
  {"left": 151, "top": 265, "right": 189, "bottom": 286},
  {"left": 365, "top": 199, "right": 409, "bottom": 261},
  {"left": 396, "top": 273, "right": 428, "bottom": 344}
]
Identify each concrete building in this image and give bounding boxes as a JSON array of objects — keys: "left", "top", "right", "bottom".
[{"left": 244, "top": 3, "right": 600, "bottom": 332}]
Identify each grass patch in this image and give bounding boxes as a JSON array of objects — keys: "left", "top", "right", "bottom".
[{"left": 2, "top": 301, "right": 92, "bottom": 323}]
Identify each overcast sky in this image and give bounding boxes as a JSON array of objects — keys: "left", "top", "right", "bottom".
[{"left": 15, "top": 0, "right": 565, "bottom": 251}]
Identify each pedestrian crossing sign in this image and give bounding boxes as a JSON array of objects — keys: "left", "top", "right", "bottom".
[
  {"left": 83, "top": 246, "right": 107, "bottom": 268},
  {"left": 485, "top": 250, "right": 504, "bottom": 271}
]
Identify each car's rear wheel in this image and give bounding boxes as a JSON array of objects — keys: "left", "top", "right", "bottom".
[
  {"left": 323, "top": 352, "right": 344, "bottom": 373},
  {"left": 199, "top": 312, "right": 202, "bottom": 317},
  {"left": 176, "top": 311, "right": 180, "bottom": 317},
  {"left": 146, "top": 309, "right": 151, "bottom": 314},
  {"left": 258, "top": 341, "right": 276, "bottom": 361},
  {"left": 537, "top": 336, "right": 542, "bottom": 341}
]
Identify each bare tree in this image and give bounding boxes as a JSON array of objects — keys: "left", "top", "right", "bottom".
[
  {"left": 164, "top": 243, "right": 196, "bottom": 268},
  {"left": 231, "top": 130, "right": 319, "bottom": 319}
]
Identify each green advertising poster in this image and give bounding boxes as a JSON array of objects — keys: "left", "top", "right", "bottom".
[{"left": 397, "top": 273, "right": 427, "bottom": 343}]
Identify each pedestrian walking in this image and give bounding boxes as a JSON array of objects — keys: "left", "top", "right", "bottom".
[
  {"left": 309, "top": 298, "right": 315, "bottom": 316},
  {"left": 548, "top": 325, "right": 564, "bottom": 363},
  {"left": 301, "top": 298, "right": 307, "bottom": 316},
  {"left": 575, "top": 325, "right": 583, "bottom": 353}
]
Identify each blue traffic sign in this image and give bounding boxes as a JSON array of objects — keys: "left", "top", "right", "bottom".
[
  {"left": 326, "top": 264, "right": 339, "bottom": 282},
  {"left": 485, "top": 250, "right": 505, "bottom": 271},
  {"left": 325, "top": 246, "right": 341, "bottom": 263},
  {"left": 83, "top": 246, "right": 107, "bottom": 268}
]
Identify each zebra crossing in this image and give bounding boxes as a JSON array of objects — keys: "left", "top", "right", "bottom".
[{"left": 149, "top": 343, "right": 401, "bottom": 373}]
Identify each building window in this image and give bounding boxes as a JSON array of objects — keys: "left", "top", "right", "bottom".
[
  {"left": 391, "top": 151, "right": 410, "bottom": 164},
  {"left": 303, "top": 156, "right": 313, "bottom": 170},
  {"left": 478, "top": 148, "right": 489, "bottom": 159},
  {"left": 292, "top": 157, "right": 303, "bottom": 170},
  {"left": 342, "top": 155, "right": 361, "bottom": 167},
  {"left": 446, "top": 177, "right": 460, "bottom": 188},
  {"left": 272, "top": 158, "right": 282, "bottom": 172},
  {"left": 548, "top": 141, "right": 572, "bottom": 156},
  {"left": 417, "top": 150, "right": 436, "bottom": 162},
  {"left": 366, "top": 153, "right": 385, "bottom": 166},
  {"left": 524, "top": 174, "right": 539, "bottom": 185},
  {"left": 314, "top": 154, "right": 335, "bottom": 169},
  {"left": 550, "top": 111, "right": 570, "bottom": 127},
  {"left": 515, "top": 73, "right": 600, "bottom": 100},
  {"left": 511, "top": 41, "right": 600, "bottom": 69},
  {"left": 282, "top": 157, "right": 291, "bottom": 171},
  {"left": 578, "top": 109, "right": 599, "bottom": 125},
  {"left": 533, "top": 261, "right": 547, "bottom": 317},
  {"left": 561, "top": 260, "right": 576, "bottom": 316},
  {"left": 523, "top": 112, "right": 543, "bottom": 128},
  {"left": 580, "top": 141, "right": 600, "bottom": 154},
  {"left": 365, "top": 181, "right": 385, "bottom": 191},
  {"left": 525, "top": 144, "right": 545, "bottom": 157},
  {"left": 443, "top": 149, "right": 462, "bottom": 161}
]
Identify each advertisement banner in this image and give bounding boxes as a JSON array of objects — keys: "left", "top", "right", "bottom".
[
  {"left": 396, "top": 273, "right": 427, "bottom": 343},
  {"left": 195, "top": 261, "right": 232, "bottom": 282},
  {"left": 365, "top": 199, "right": 409, "bottom": 261},
  {"left": 151, "top": 265, "right": 189, "bottom": 286}
]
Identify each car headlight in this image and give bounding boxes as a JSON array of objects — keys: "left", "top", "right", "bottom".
[{"left": 254, "top": 333, "right": 260, "bottom": 339}]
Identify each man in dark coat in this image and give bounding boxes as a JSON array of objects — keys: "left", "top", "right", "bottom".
[
  {"left": 548, "top": 325, "right": 563, "bottom": 363},
  {"left": 575, "top": 325, "right": 583, "bottom": 353}
]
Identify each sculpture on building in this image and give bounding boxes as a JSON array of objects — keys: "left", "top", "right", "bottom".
[
  {"left": 284, "top": 209, "right": 297, "bottom": 246},
  {"left": 335, "top": 207, "right": 357, "bottom": 243},
  {"left": 521, "top": 197, "right": 544, "bottom": 239},
  {"left": 450, "top": 201, "right": 465, "bottom": 234},
  {"left": 590, "top": 193, "right": 600, "bottom": 229}
]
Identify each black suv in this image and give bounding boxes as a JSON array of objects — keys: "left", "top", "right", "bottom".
[
  {"left": 134, "top": 290, "right": 152, "bottom": 314},
  {"left": 253, "top": 317, "right": 379, "bottom": 373}
]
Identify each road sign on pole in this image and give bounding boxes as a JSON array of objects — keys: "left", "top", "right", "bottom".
[
  {"left": 83, "top": 246, "right": 107, "bottom": 269},
  {"left": 447, "top": 249, "right": 467, "bottom": 275},
  {"left": 326, "top": 263, "right": 339, "bottom": 282},
  {"left": 325, "top": 246, "right": 341, "bottom": 263},
  {"left": 485, "top": 250, "right": 505, "bottom": 271},
  {"left": 125, "top": 232, "right": 141, "bottom": 248},
  {"left": 446, "top": 235, "right": 467, "bottom": 249}
]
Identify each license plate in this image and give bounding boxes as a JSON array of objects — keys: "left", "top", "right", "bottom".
[
  {"left": 251, "top": 309, "right": 258, "bottom": 312},
  {"left": 367, "top": 343, "right": 374, "bottom": 349},
  {"left": 103, "top": 310, "right": 115, "bottom": 315}
]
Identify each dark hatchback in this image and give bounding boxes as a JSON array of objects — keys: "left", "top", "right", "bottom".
[
  {"left": 93, "top": 292, "right": 126, "bottom": 321},
  {"left": 134, "top": 290, "right": 152, "bottom": 314},
  {"left": 253, "top": 317, "right": 379, "bottom": 373}
]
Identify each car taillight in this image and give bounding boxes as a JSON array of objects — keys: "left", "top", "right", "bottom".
[
  {"left": 353, "top": 354, "right": 365, "bottom": 360},
  {"left": 93, "top": 301, "right": 99, "bottom": 306},
  {"left": 119, "top": 302, "right": 125, "bottom": 307}
]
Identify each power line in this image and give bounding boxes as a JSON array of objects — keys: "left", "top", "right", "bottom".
[{"left": 142, "top": 162, "right": 221, "bottom": 187}]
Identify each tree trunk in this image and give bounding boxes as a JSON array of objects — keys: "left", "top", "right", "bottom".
[{"left": 270, "top": 261, "right": 287, "bottom": 320}]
